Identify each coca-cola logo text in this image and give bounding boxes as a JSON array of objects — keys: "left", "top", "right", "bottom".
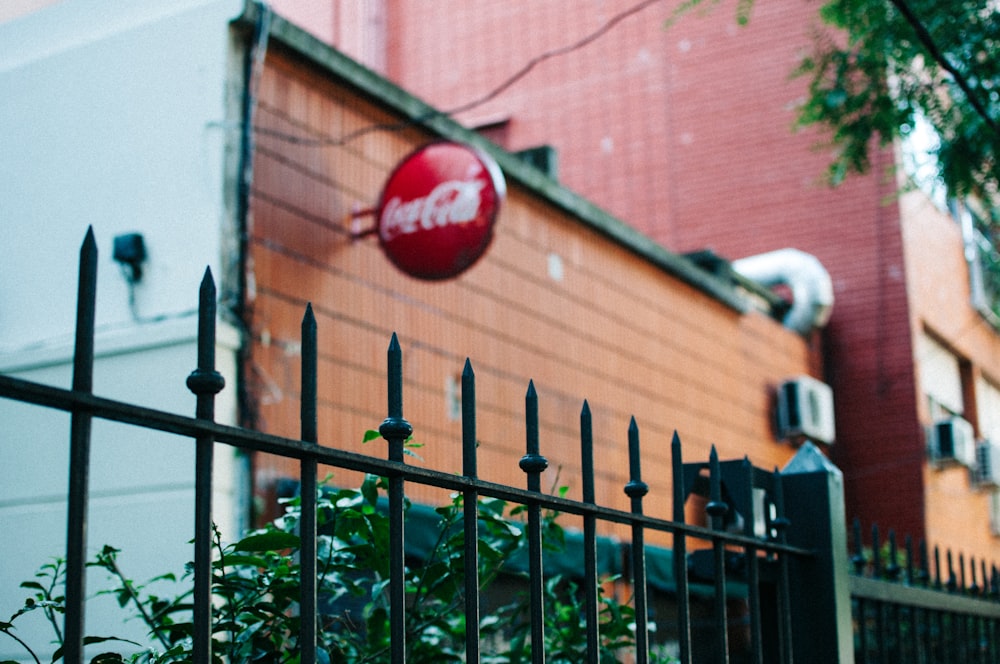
[
  {"left": 375, "top": 142, "right": 505, "bottom": 281},
  {"left": 379, "top": 180, "right": 487, "bottom": 242}
]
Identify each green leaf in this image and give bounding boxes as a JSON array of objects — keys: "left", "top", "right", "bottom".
[
  {"left": 360, "top": 475, "right": 379, "bottom": 506},
  {"left": 89, "top": 653, "right": 125, "bottom": 664},
  {"left": 232, "top": 531, "right": 300, "bottom": 552}
]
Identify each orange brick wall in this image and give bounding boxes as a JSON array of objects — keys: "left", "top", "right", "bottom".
[
  {"left": 244, "top": 47, "right": 812, "bottom": 539},
  {"left": 902, "top": 191, "right": 1000, "bottom": 564}
]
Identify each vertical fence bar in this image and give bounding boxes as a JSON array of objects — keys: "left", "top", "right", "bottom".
[
  {"left": 888, "top": 530, "right": 900, "bottom": 662},
  {"left": 934, "top": 546, "right": 942, "bottom": 590},
  {"left": 920, "top": 541, "right": 931, "bottom": 587},
  {"left": 379, "top": 333, "right": 412, "bottom": 663},
  {"left": 519, "top": 381, "right": 547, "bottom": 664},
  {"left": 63, "top": 228, "right": 97, "bottom": 664},
  {"left": 580, "top": 401, "right": 600, "bottom": 663},
  {"left": 299, "top": 305, "right": 318, "bottom": 664},
  {"left": 851, "top": 518, "right": 868, "bottom": 661},
  {"left": 957, "top": 553, "right": 967, "bottom": 660},
  {"left": 871, "top": 525, "right": 887, "bottom": 664},
  {"left": 906, "top": 537, "right": 927, "bottom": 664},
  {"left": 905, "top": 536, "right": 915, "bottom": 586},
  {"left": 671, "top": 432, "right": 692, "bottom": 664},
  {"left": 771, "top": 468, "right": 793, "bottom": 664},
  {"left": 625, "top": 417, "right": 650, "bottom": 664},
  {"left": 947, "top": 550, "right": 957, "bottom": 592},
  {"left": 461, "top": 359, "right": 481, "bottom": 663},
  {"left": 741, "top": 458, "right": 763, "bottom": 664},
  {"left": 933, "top": 556, "right": 944, "bottom": 661},
  {"left": 186, "top": 269, "right": 225, "bottom": 664},
  {"left": 706, "top": 446, "right": 730, "bottom": 664}
]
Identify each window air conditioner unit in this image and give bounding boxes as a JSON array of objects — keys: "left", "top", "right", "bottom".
[
  {"left": 930, "top": 417, "right": 976, "bottom": 467},
  {"left": 775, "top": 376, "right": 836, "bottom": 444},
  {"left": 976, "top": 440, "right": 1000, "bottom": 487}
]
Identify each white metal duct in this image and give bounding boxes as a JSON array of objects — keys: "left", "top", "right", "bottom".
[{"left": 733, "top": 248, "right": 834, "bottom": 335}]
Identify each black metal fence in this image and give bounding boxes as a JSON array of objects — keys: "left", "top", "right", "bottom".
[
  {"left": 4, "top": 228, "right": 996, "bottom": 664},
  {"left": 849, "top": 520, "right": 1000, "bottom": 663}
]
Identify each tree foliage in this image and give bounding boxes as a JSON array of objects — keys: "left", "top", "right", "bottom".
[{"left": 794, "top": 0, "right": 999, "bottom": 219}]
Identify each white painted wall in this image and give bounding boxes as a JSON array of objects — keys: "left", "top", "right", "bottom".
[{"left": 0, "top": 1, "right": 246, "bottom": 659}]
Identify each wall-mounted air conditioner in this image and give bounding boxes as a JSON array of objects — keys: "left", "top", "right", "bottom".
[
  {"left": 976, "top": 440, "right": 1000, "bottom": 487},
  {"left": 775, "top": 376, "right": 836, "bottom": 444},
  {"left": 929, "top": 417, "right": 976, "bottom": 467}
]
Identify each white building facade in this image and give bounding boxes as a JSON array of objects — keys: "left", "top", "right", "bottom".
[{"left": 0, "top": 1, "right": 247, "bottom": 658}]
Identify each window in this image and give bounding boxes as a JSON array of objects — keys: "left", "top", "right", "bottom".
[
  {"left": 977, "top": 376, "right": 1000, "bottom": 444},
  {"left": 917, "top": 332, "right": 964, "bottom": 420}
]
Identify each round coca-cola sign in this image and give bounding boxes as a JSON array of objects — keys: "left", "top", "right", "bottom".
[{"left": 376, "top": 142, "right": 505, "bottom": 280}]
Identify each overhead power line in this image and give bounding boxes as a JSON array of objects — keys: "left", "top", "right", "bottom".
[{"left": 253, "top": 0, "right": 666, "bottom": 148}]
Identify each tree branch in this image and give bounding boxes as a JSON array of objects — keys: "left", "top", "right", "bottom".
[{"left": 887, "top": 0, "right": 998, "bottom": 134}]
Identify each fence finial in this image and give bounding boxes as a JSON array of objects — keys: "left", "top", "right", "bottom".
[{"left": 379, "top": 332, "right": 413, "bottom": 463}]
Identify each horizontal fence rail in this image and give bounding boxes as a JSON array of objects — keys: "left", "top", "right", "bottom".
[{"left": 2, "top": 229, "right": 845, "bottom": 664}]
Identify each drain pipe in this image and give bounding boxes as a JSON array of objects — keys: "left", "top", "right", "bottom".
[{"left": 732, "top": 248, "right": 834, "bottom": 335}]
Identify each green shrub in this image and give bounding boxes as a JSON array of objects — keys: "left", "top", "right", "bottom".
[{"left": 3, "top": 474, "right": 675, "bottom": 663}]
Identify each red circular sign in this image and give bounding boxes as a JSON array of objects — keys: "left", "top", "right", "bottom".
[{"left": 376, "top": 142, "right": 505, "bottom": 280}]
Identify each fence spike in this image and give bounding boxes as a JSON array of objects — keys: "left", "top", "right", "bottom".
[
  {"left": 460, "top": 357, "right": 480, "bottom": 662},
  {"left": 918, "top": 540, "right": 930, "bottom": 586},
  {"left": 625, "top": 417, "right": 649, "bottom": 501},
  {"left": 300, "top": 304, "right": 317, "bottom": 443},
  {"left": 518, "top": 381, "right": 547, "bottom": 481},
  {"left": 187, "top": 266, "right": 225, "bottom": 664},
  {"left": 947, "top": 550, "right": 957, "bottom": 592},
  {"left": 852, "top": 519, "right": 866, "bottom": 575},
  {"left": 64, "top": 227, "right": 99, "bottom": 664},
  {"left": 905, "top": 534, "right": 915, "bottom": 586},
  {"left": 624, "top": 417, "right": 649, "bottom": 664},
  {"left": 671, "top": 432, "right": 692, "bottom": 664},
  {"left": 519, "top": 380, "right": 546, "bottom": 664},
  {"left": 934, "top": 546, "right": 943, "bottom": 590},
  {"left": 462, "top": 359, "right": 477, "bottom": 478},
  {"left": 379, "top": 333, "right": 412, "bottom": 463},
  {"left": 580, "top": 400, "right": 600, "bottom": 663},
  {"left": 706, "top": 445, "right": 729, "bottom": 662},
  {"left": 377, "top": 333, "right": 411, "bottom": 663},
  {"left": 887, "top": 530, "right": 900, "bottom": 580},
  {"left": 871, "top": 524, "right": 882, "bottom": 578},
  {"left": 706, "top": 445, "right": 727, "bottom": 523},
  {"left": 299, "top": 304, "right": 318, "bottom": 664}
]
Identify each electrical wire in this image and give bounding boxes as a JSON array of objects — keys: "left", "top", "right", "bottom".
[{"left": 252, "top": 0, "right": 666, "bottom": 149}]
